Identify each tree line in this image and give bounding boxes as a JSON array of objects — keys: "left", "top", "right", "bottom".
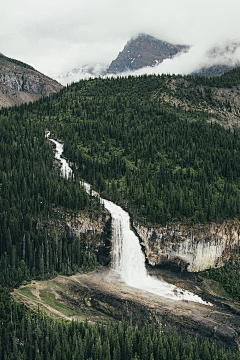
[{"left": 0, "top": 108, "right": 100, "bottom": 287}]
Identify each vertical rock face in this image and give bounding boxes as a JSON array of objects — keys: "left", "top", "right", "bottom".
[
  {"left": 134, "top": 220, "right": 240, "bottom": 272},
  {"left": 64, "top": 212, "right": 111, "bottom": 265},
  {"left": 0, "top": 53, "right": 63, "bottom": 107},
  {"left": 106, "top": 34, "right": 188, "bottom": 74}
]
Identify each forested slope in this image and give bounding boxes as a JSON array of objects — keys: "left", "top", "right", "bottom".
[
  {"left": 4, "top": 72, "right": 240, "bottom": 225},
  {"left": 2, "top": 287, "right": 238, "bottom": 360},
  {"left": 1, "top": 71, "right": 240, "bottom": 358},
  {"left": 0, "top": 103, "right": 101, "bottom": 288}
]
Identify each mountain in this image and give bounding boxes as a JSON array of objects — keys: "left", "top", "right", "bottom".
[
  {"left": 192, "top": 42, "right": 240, "bottom": 77},
  {"left": 192, "top": 64, "right": 233, "bottom": 77},
  {"left": 57, "top": 34, "right": 189, "bottom": 84},
  {"left": 57, "top": 38, "right": 240, "bottom": 84},
  {"left": 0, "top": 53, "right": 63, "bottom": 107},
  {"left": 106, "top": 33, "right": 189, "bottom": 74},
  {"left": 58, "top": 64, "right": 107, "bottom": 85}
]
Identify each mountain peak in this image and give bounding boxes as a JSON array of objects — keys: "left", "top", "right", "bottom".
[{"left": 106, "top": 34, "right": 189, "bottom": 74}]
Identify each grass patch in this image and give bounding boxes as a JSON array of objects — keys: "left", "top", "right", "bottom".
[
  {"left": 18, "top": 287, "right": 37, "bottom": 301},
  {"left": 201, "top": 278, "right": 231, "bottom": 299},
  {"left": 50, "top": 280, "right": 66, "bottom": 291},
  {"left": 39, "top": 289, "right": 77, "bottom": 317}
]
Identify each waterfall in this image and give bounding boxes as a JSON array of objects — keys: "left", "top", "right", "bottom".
[
  {"left": 48, "top": 138, "right": 72, "bottom": 179},
  {"left": 102, "top": 200, "right": 148, "bottom": 285},
  {"left": 48, "top": 134, "right": 211, "bottom": 305},
  {"left": 102, "top": 199, "right": 210, "bottom": 304}
]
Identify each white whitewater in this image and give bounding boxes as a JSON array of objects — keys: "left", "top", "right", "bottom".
[
  {"left": 48, "top": 134, "right": 211, "bottom": 305},
  {"left": 49, "top": 138, "right": 73, "bottom": 179}
]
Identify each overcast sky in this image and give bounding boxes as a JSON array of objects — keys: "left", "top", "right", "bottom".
[{"left": 1, "top": 0, "right": 240, "bottom": 82}]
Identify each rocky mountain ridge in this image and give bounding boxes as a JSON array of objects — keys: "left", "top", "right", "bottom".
[
  {"left": 57, "top": 34, "right": 189, "bottom": 83},
  {"left": 106, "top": 33, "right": 188, "bottom": 74},
  {"left": 57, "top": 34, "right": 240, "bottom": 84},
  {"left": 0, "top": 53, "right": 63, "bottom": 107}
]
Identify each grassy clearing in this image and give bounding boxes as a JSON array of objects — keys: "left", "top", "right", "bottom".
[
  {"left": 50, "top": 280, "right": 66, "bottom": 291},
  {"left": 39, "top": 289, "right": 77, "bottom": 317},
  {"left": 18, "top": 287, "right": 37, "bottom": 301}
]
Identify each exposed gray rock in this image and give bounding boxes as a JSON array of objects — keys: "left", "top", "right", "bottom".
[
  {"left": 64, "top": 212, "right": 112, "bottom": 266},
  {"left": 106, "top": 33, "right": 188, "bottom": 74},
  {"left": 0, "top": 53, "right": 63, "bottom": 107},
  {"left": 62, "top": 269, "right": 240, "bottom": 351},
  {"left": 134, "top": 220, "right": 240, "bottom": 271}
]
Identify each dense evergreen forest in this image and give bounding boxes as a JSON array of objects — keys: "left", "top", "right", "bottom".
[
  {"left": 0, "top": 105, "right": 100, "bottom": 288},
  {"left": 1, "top": 288, "right": 239, "bottom": 360},
  {"left": 201, "top": 251, "right": 240, "bottom": 302},
  {"left": 1, "top": 70, "right": 240, "bottom": 358},
  {"left": 3, "top": 72, "right": 240, "bottom": 225}
]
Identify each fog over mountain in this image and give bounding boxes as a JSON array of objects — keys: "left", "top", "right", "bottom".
[
  {"left": 125, "top": 39, "right": 240, "bottom": 78},
  {"left": 58, "top": 37, "right": 240, "bottom": 85},
  {"left": 1, "top": 0, "right": 240, "bottom": 81},
  {"left": 105, "top": 34, "right": 189, "bottom": 75}
]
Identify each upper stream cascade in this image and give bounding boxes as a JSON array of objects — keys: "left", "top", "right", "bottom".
[{"left": 49, "top": 135, "right": 211, "bottom": 305}]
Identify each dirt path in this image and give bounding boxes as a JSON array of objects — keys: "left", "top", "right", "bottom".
[{"left": 12, "top": 279, "right": 73, "bottom": 320}]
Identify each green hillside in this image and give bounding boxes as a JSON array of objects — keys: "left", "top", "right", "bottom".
[
  {"left": 0, "top": 103, "right": 100, "bottom": 288},
  {"left": 3, "top": 73, "right": 240, "bottom": 225},
  {"left": 1, "top": 70, "right": 240, "bottom": 358}
]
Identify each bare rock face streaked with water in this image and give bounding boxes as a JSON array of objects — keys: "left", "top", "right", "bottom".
[
  {"left": 134, "top": 220, "right": 240, "bottom": 272},
  {"left": 0, "top": 53, "right": 63, "bottom": 107},
  {"left": 106, "top": 33, "right": 189, "bottom": 74}
]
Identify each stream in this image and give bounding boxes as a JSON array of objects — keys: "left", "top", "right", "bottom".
[{"left": 48, "top": 134, "right": 210, "bottom": 305}]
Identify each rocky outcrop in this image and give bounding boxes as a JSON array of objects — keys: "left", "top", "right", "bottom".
[
  {"left": 134, "top": 220, "right": 240, "bottom": 272},
  {"left": 106, "top": 34, "right": 188, "bottom": 74},
  {"left": 64, "top": 212, "right": 111, "bottom": 265},
  {"left": 39, "top": 208, "right": 111, "bottom": 266},
  {"left": 0, "top": 53, "right": 63, "bottom": 107}
]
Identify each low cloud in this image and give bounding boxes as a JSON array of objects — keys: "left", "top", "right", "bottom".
[
  {"left": 1, "top": 0, "right": 240, "bottom": 81},
  {"left": 116, "top": 40, "right": 240, "bottom": 79}
]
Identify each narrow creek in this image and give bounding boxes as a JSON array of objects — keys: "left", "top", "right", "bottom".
[{"left": 48, "top": 134, "right": 210, "bottom": 305}]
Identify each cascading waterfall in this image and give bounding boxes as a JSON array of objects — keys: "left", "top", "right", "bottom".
[
  {"left": 48, "top": 134, "right": 211, "bottom": 305},
  {"left": 49, "top": 138, "right": 72, "bottom": 179}
]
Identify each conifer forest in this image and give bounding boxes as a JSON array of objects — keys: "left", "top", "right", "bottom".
[{"left": 1, "top": 70, "right": 240, "bottom": 358}]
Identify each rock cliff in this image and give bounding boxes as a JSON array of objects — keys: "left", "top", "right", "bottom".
[
  {"left": 106, "top": 33, "right": 188, "bottom": 74},
  {"left": 64, "top": 212, "right": 111, "bottom": 265},
  {"left": 0, "top": 53, "right": 63, "bottom": 107},
  {"left": 134, "top": 220, "right": 240, "bottom": 272},
  {"left": 39, "top": 208, "right": 111, "bottom": 266}
]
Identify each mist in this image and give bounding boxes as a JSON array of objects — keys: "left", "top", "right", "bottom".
[{"left": 118, "top": 40, "right": 240, "bottom": 79}]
